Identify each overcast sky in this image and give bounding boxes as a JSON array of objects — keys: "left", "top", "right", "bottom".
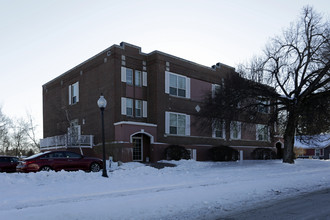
[{"left": 0, "top": 0, "right": 329, "bottom": 138}]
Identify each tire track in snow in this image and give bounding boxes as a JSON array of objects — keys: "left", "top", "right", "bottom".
[{"left": 1, "top": 180, "right": 227, "bottom": 211}]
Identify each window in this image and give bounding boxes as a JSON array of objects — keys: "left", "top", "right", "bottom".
[
  {"left": 212, "top": 84, "right": 221, "bottom": 98},
  {"left": 257, "top": 97, "right": 270, "bottom": 113},
  {"left": 256, "top": 124, "right": 269, "bottom": 141},
  {"left": 230, "top": 121, "right": 241, "bottom": 139},
  {"left": 135, "top": 100, "right": 142, "bottom": 117},
  {"left": 165, "top": 112, "right": 190, "bottom": 136},
  {"left": 315, "top": 149, "right": 320, "bottom": 157},
  {"left": 170, "top": 113, "right": 186, "bottom": 135},
  {"left": 122, "top": 98, "right": 147, "bottom": 117},
  {"left": 126, "top": 98, "right": 133, "bottom": 116},
  {"left": 65, "top": 152, "right": 81, "bottom": 158},
  {"left": 69, "top": 82, "right": 79, "bottom": 105},
  {"left": 49, "top": 152, "right": 65, "bottom": 158},
  {"left": 170, "top": 74, "right": 186, "bottom": 97},
  {"left": 165, "top": 71, "right": 190, "bottom": 98},
  {"left": 212, "top": 120, "right": 225, "bottom": 138},
  {"left": 121, "top": 67, "right": 147, "bottom": 87},
  {"left": 10, "top": 157, "right": 18, "bottom": 163},
  {"left": 126, "top": 68, "right": 133, "bottom": 85},
  {"left": 135, "top": 70, "right": 142, "bottom": 87}
]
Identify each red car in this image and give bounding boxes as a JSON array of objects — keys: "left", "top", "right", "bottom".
[
  {"left": 0, "top": 156, "right": 19, "bottom": 173},
  {"left": 16, "top": 151, "right": 103, "bottom": 173}
]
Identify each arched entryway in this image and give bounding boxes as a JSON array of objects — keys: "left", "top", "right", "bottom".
[
  {"left": 276, "top": 142, "right": 283, "bottom": 159},
  {"left": 130, "top": 131, "right": 153, "bottom": 162}
]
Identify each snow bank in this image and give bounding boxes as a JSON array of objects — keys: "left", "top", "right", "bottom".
[{"left": 1, "top": 159, "right": 330, "bottom": 219}]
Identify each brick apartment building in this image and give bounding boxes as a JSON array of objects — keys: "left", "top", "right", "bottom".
[{"left": 41, "top": 42, "right": 281, "bottom": 162}]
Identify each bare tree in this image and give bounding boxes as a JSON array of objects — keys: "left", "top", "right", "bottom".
[
  {"left": 261, "top": 6, "right": 329, "bottom": 163},
  {"left": 0, "top": 107, "right": 11, "bottom": 154},
  {"left": 11, "top": 118, "right": 30, "bottom": 156},
  {"left": 25, "top": 112, "right": 40, "bottom": 152},
  {"left": 200, "top": 6, "right": 329, "bottom": 164}
]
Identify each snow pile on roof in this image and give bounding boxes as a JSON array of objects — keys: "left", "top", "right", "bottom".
[
  {"left": 295, "top": 134, "right": 330, "bottom": 149},
  {"left": 1, "top": 159, "right": 330, "bottom": 219}
]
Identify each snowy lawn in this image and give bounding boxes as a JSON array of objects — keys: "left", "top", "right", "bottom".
[{"left": 1, "top": 159, "right": 330, "bottom": 220}]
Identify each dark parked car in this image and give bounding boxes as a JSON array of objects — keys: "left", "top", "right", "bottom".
[
  {"left": 16, "top": 151, "right": 103, "bottom": 173},
  {"left": 0, "top": 156, "right": 19, "bottom": 173}
]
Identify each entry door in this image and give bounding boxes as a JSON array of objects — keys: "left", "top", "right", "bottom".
[{"left": 133, "top": 137, "right": 143, "bottom": 161}]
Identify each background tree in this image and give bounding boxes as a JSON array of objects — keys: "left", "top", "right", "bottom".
[
  {"left": 200, "top": 6, "right": 329, "bottom": 164},
  {"left": 0, "top": 107, "right": 11, "bottom": 154},
  {"left": 0, "top": 107, "right": 40, "bottom": 156},
  {"left": 25, "top": 112, "right": 40, "bottom": 152},
  {"left": 11, "top": 118, "right": 30, "bottom": 156},
  {"left": 261, "top": 6, "right": 329, "bottom": 163}
]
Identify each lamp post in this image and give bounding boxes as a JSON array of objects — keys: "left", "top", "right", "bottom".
[{"left": 97, "top": 94, "right": 108, "bottom": 178}]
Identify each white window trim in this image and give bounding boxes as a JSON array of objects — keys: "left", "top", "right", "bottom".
[
  {"left": 69, "top": 82, "right": 79, "bottom": 105},
  {"left": 211, "top": 84, "right": 220, "bottom": 98},
  {"left": 143, "top": 101, "right": 147, "bottom": 118},
  {"left": 256, "top": 124, "right": 270, "bottom": 141},
  {"left": 122, "top": 98, "right": 147, "bottom": 118},
  {"left": 165, "top": 71, "right": 190, "bottom": 99},
  {"left": 135, "top": 100, "right": 142, "bottom": 117},
  {"left": 165, "top": 111, "right": 190, "bottom": 136},
  {"left": 121, "top": 97, "right": 127, "bottom": 115},
  {"left": 212, "top": 120, "right": 226, "bottom": 139},
  {"left": 69, "top": 85, "right": 72, "bottom": 105},
  {"left": 230, "top": 121, "right": 241, "bottom": 140},
  {"left": 135, "top": 70, "right": 142, "bottom": 87},
  {"left": 121, "top": 66, "right": 126, "bottom": 83},
  {"left": 143, "top": 71, "right": 147, "bottom": 86},
  {"left": 257, "top": 97, "right": 270, "bottom": 114},
  {"left": 126, "top": 98, "right": 133, "bottom": 117}
]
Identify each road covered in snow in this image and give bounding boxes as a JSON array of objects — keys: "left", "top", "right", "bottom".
[{"left": 1, "top": 159, "right": 330, "bottom": 220}]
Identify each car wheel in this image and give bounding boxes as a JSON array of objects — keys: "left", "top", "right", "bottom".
[
  {"left": 40, "top": 166, "right": 52, "bottom": 172},
  {"left": 90, "top": 163, "right": 101, "bottom": 172}
]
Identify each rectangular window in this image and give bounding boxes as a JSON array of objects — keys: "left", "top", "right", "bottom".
[
  {"left": 315, "top": 149, "right": 320, "bottom": 157},
  {"left": 170, "top": 113, "right": 186, "bottom": 135},
  {"left": 165, "top": 112, "right": 190, "bottom": 136},
  {"left": 212, "top": 84, "right": 221, "bottom": 98},
  {"left": 165, "top": 71, "right": 190, "bottom": 98},
  {"left": 126, "top": 68, "right": 133, "bottom": 85},
  {"left": 135, "top": 70, "right": 142, "bottom": 87},
  {"left": 126, "top": 98, "right": 133, "bottom": 116},
  {"left": 212, "top": 120, "right": 225, "bottom": 138},
  {"left": 230, "top": 121, "right": 241, "bottom": 140},
  {"left": 169, "top": 74, "right": 186, "bottom": 97},
  {"left": 256, "top": 124, "right": 269, "bottom": 141},
  {"left": 135, "top": 100, "right": 142, "bottom": 117},
  {"left": 257, "top": 97, "right": 270, "bottom": 113},
  {"left": 69, "top": 82, "right": 79, "bottom": 105}
]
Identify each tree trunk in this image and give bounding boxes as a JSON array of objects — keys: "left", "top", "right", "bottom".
[{"left": 283, "top": 110, "right": 296, "bottom": 164}]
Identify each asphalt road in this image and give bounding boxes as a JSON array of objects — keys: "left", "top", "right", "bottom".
[{"left": 221, "top": 188, "right": 330, "bottom": 220}]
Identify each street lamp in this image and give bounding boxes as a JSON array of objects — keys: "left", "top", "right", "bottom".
[{"left": 97, "top": 94, "right": 108, "bottom": 178}]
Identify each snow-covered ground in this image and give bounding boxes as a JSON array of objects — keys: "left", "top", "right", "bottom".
[{"left": 1, "top": 159, "right": 330, "bottom": 220}]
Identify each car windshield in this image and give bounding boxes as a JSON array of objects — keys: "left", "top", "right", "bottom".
[{"left": 25, "top": 151, "right": 50, "bottom": 160}]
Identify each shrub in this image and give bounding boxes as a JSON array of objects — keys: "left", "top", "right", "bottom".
[
  {"left": 209, "top": 145, "right": 239, "bottom": 161},
  {"left": 251, "top": 148, "right": 276, "bottom": 160},
  {"left": 164, "top": 145, "right": 190, "bottom": 160}
]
